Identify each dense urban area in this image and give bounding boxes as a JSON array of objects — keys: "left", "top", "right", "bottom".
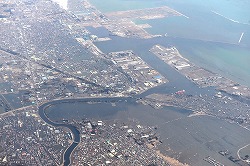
[{"left": 0, "top": 0, "right": 250, "bottom": 166}]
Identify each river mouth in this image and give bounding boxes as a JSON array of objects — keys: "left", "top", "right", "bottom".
[{"left": 40, "top": 98, "right": 250, "bottom": 166}]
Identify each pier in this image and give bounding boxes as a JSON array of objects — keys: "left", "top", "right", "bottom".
[{"left": 238, "top": 32, "right": 244, "bottom": 43}]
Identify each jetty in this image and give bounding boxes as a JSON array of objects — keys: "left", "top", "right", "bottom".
[{"left": 238, "top": 32, "right": 244, "bottom": 43}]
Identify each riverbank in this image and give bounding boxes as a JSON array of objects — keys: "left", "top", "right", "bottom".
[{"left": 39, "top": 97, "right": 250, "bottom": 166}]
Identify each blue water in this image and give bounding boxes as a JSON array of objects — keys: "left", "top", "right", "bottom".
[
  {"left": 89, "top": 0, "right": 250, "bottom": 45},
  {"left": 89, "top": 0, "right": 165, "bottom": 12},
  {"left": 135, "top": 14, "right": 250, "bottom": 46},
  {"left": 88, "top": 0, "right": 250, "bottom": 87},
  {"left": 90, "top": 0, "right": 250, "bottom": 24},
  {"left": 170, "top": 39, "right": 250, "bottom": 87}
]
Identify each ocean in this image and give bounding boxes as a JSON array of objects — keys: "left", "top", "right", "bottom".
[
  {"left": 88, "top": 0, "right": 250, "bottom": 87},
  {"left": 89, "top": 0, "right": 250, "bottom": 25}
]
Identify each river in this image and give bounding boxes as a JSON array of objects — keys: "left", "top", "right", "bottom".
[
  {"left": 37, "top": 1, "right": 250, "bottom": 165},
  {"left": 86, "top": 0, "right": 250, "bottom": 87},
  {"left": 39, "top": 101, "right": 81, "bottom": 166},
  {"left": 39, "top": 95, "right": 250, "bottom": 166},
  {"left": 38, "top": 97, "right": 131, "bottom": 165}
]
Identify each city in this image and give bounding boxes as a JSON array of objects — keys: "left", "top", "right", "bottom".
[{"left": 0, "top": 0, "right": 250, "bottom": 166}]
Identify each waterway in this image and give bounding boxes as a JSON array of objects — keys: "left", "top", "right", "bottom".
[
  {"left": 39, "top": 1, "right": 250, "bottom": 165},
  {"left": 39, "top": 97, "right": 131, "bottom": 165},
  {"left": 39, "top": 97, "right": 250, "bottom": 166},
  {"left": 62, "top": 0, "right": 250, "bottom": 88},
  {"left": 39, "top": 101, "right": 81, "bottom": 166},
  {"left": 87, "top": 0, "right": 250, "bottom": 87},
  {"left": 88, "top": 26, "right": 250, "bottom": 88}
]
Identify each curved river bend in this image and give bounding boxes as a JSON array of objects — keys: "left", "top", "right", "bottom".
[
  {"left": 39, "top": 101, "right": 81, "bottom": 166},
  {"left": 38, "top": 97, "right": 130, "bottom": 166}
]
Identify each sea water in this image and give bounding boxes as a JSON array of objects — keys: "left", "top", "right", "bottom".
[{"left": 88, "top": 0, "right": 250, "bottom": 87}]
